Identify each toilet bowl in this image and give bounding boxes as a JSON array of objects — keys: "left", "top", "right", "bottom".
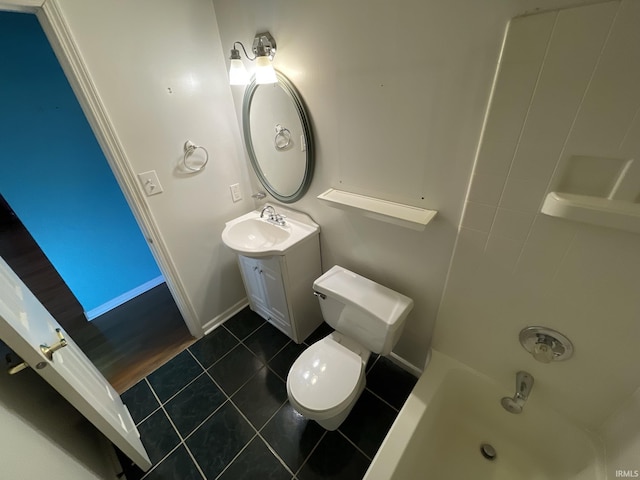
[
  {"left": 287, "top": 332, "right": 369, "bottom": 430},
  {"left": 286, "top": 265, "right": 413, "bottom": 430}
]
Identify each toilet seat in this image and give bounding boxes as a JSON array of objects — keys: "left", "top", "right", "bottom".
[{"left": 287, "top": 336, "right": 364, "bottom": 414}]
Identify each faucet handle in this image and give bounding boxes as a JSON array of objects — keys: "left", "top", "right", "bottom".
[{"left": 532, "top": 342, "right": 554, "bottom": 363}]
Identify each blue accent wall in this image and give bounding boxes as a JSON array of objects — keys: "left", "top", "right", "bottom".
[{"left": 0, "top": 12, "right": 162, "bottom": 313}]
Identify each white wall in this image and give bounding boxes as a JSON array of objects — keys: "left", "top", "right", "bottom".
[
  {"left": 212, "top": 0, "right": 602, "bottom": 368},
  {"left": 49, "top": 0, "right": 253, "bottom": 333},
  {"left": 434, "top": 0, "right": 640, "bottom": 428},
  {"left": 0, "top": 365, "right": 118, "bottom": 479}
]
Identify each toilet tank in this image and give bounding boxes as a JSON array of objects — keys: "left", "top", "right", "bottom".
[{"left": 313, "top": 266, "right": 414, "bottom": 355}]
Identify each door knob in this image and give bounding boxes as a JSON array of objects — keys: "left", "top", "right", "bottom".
[
  {"left": 40, "top": 328, "right": 68, "bottom": 361},
  {"left": 8, "top": 360, "right": 47, "bottom": 374},
  {"left": 8, "top": 361, "right": 29, "bottom": 375}
]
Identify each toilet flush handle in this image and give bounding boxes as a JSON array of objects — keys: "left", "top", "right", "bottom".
[{"left": 313, "top": 291, "right": 326, "bottom": 300}]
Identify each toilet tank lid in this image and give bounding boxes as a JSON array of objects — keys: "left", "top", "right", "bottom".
[{"left": 313, "top": 266, "right": 414, "bottom": 325}]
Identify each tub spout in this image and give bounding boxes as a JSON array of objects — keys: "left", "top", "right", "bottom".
[{"left": 501, "top": 371, "right": 534, "bottom": 414}]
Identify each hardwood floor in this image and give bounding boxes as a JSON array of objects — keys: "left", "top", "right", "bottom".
[
  {"left": 1, "top": 194, "right": 193, "bottom": 394},
  {"left": 0, "top": 194, "right": 88, "bottom": 333},
  {"left": 73, "top": 283, "right": 194, "bottom": 393}
]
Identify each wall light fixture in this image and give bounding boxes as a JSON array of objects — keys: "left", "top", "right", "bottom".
[{"left": 229, "top": 31, "right": 277, "bottom": 86}]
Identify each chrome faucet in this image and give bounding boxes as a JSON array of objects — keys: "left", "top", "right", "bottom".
[
  {"left": 501, "top": 371, "right": 534, "bottom": 414},
  {"left": 260, "top": 205, "right": 286, "bottom": 226},
  {"left": 260, "top": 205, "right": 276, "bottom": 218}
]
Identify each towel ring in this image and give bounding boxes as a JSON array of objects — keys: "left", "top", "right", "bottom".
[
  {"left": 183, "top": 141, "right": 209, "bottom": 172},
  {"left": 274, "top": 124, "right": 291, "bottom": 151}
]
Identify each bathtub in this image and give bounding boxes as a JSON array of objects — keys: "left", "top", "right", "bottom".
[{"left": 364, "top": 350, "right": 604, "bottom": 480}]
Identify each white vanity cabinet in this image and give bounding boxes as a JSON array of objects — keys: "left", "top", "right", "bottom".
[{"left": 236, "top": 235, "right": 323, "bottom": 343}]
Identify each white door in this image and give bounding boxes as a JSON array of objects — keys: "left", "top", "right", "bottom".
[{"left": 0, "top": 257, "right": 151, "bottom": 471}]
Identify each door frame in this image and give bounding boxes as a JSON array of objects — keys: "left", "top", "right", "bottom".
[{"left": 0, "top": 0, "right": 200, "bottom": 337}]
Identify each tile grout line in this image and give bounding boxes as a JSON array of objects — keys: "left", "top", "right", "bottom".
[
  {"left": 256, "top": 396, "right": 289, "bottom": 436},
  {"left": 223, "top": 321, "right": 262, "bottom": 344},
  {"left": 201, "top": 395, "right": 297, "bottom": 479},
  {"left": 228, "top": 396, "right": 297, "bottom": 476},
  {"left": 141, "top": 377, "right": 208, "bottom": 480},
  {"left": 336, "top": 428, "right": 373, "bottom": 462},
  {"left": 189, "top": 333, "right": 245, "bottom": 372},
  {"left": 179, "top": 349, "right": 240, "bottom": 443},
  {"left": 187, "top": 332, "right": 272, "bottom": 400},
  {"left": 236, "top": 323, "right": 293, "bottom": 365},
  {"left": 151, "top": 368, "right": 206, "bottom": 410},
  {"left": 255, "top": 430, "right": 297, "bottom": 477},
  {"left": 177, "top": 398, "right": 229, "bottom": 444},
  {"left": 363, "top": 386, "right": 400, "bottom": 413},
  {"left": 138, "top": 443, "right": 183, "bottom": 480},
  {"left": 365, "top": 354, "right": 381, "bottom": 374},
  {"left": 159, "top": 359, "right": 219, "bottom": 480},
  {"left": 266, "top": 362, "right": 289, "bottom": 384},
  {"left": 212, "top": 432, "right": 261, "bottom": 480},
  {"left": 132, "top": 404, "right": 162, "bottom": 427},
  {"left": 148, "top": 378, "right": 209, "bottom": 479},
  {"left": 205, "top": 319, "right": 296, "bottom": 477},
  {"left": 254, "top": 400, "right": 300, "bottom": 474},
  {"left": 294, "top": 430, "right": 328, "bottom": 477}
]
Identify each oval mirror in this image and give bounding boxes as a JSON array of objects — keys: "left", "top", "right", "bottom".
[{"left": 242, "top": 71, "right": 314, "bottom": 203}]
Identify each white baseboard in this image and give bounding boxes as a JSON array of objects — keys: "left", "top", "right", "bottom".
[
  {"left": 85, "top": 275, "right": 165, "bottom": 320},
  {"left": 201, "top": 297, "right": 249, "bottom": 335}
]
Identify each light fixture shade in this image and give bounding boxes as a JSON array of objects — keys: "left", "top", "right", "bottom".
[
  {"left": 254, "top": 56, "right": 277, "bottom": 84},
  {"left": 229, "top": 58, "right": 249, "bottom": 85}
]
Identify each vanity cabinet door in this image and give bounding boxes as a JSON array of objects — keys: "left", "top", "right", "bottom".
[
  {"left": 259, "top": 257, "right": 289, "bottom": 326},
  {"left": 237, "top": 255, "right": 268, "bottom": 313},
  {"left": 237, "top": 255, "right": 293, "bottom": 338}
]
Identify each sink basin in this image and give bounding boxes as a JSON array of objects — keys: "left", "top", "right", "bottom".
[
  {"left": 225, "top": 218, "right": 291, "bottom": 250},
  {"left": 221, "top": 207, "right": 319, "bottom": 257}
]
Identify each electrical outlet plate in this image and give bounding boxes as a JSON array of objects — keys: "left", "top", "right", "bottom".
[
  {"left": 138, "top": 170, "right": 163, "bottom": 196},
  {"left": 230, "top": 183, "right": 242, "bottom": 202}
]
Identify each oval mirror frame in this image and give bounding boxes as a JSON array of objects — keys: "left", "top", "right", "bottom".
[{"left": 242, "top": 70, "right": 315, "bottom": 203}]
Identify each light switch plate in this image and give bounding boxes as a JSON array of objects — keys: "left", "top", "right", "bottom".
[
  {"left": 230, "top": 183, "right": 242, "bottom": 202},
  {"left": 138, "top": 170, "right": 163, "bottom": 196}
]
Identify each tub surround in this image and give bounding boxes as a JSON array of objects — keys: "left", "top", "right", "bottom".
[{"left": 434, "top": 0, "right": 640, "bottom": 428}]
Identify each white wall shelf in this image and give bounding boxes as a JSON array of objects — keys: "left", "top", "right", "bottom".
[
  {"left": 541, "top": 192, "right": 640, "bottom": 234},
  {"left": 317, "top": 188, "right": 437, "bottom": 231}
]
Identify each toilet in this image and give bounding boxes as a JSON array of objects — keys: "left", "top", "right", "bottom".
[{"left": 286, "top": 265, "right": 414, "bottom": 430}]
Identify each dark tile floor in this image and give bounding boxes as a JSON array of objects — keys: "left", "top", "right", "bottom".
[{"left": 119, "top": 307, "right": 418, "bottom": 480}]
